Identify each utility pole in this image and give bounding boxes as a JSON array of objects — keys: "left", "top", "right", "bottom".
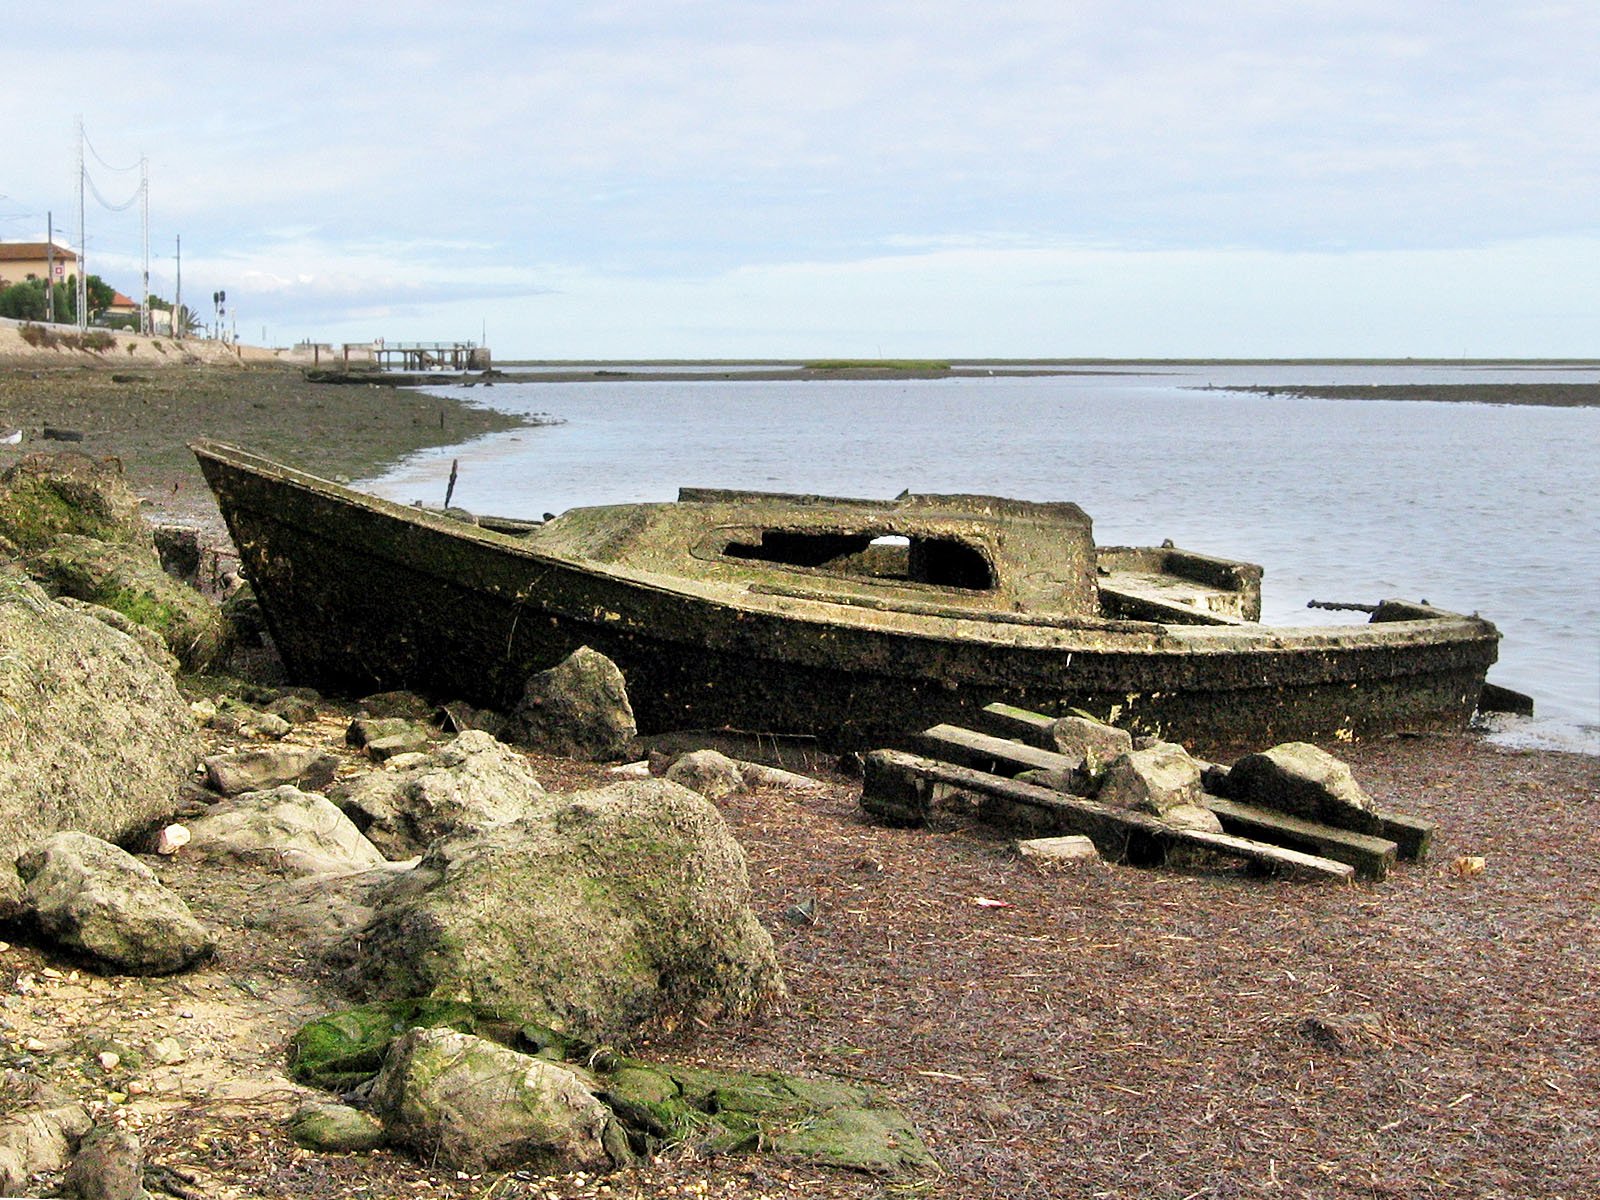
[
  {"left": 75, "top": 116, "right": 87, "bottom": 332},
  {"left": 45, "top": 212, "right": 55, "bottom": 323},
  {"left": 139, "top": 156, "right": 150, "bottom": 336},
  {"left": 174, "top": 235, "right": 182, "bottom": 341}
]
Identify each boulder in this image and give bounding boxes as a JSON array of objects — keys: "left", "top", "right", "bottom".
[
  {"left": 1222, "top": 743, "right": 1382, "bottom": 833},
  {"left": 207, "top": 698, "right": 291, "bottom": 740},
  {"left": 185, "top": 786, "right": 388, "bottom": 876},
  {"left": 286, "top": 1005, "right": 935, "bottom": 1175},
  {"left": 509, "top": 646, "right": 636, "bottom": 760},
  {"left": 1049, "top": 715, "right": 1133, "bottom": 768},
  {"left": 665, "top": 749, "right": 747, "bottom": 800},
  {"left": 25, "top": 533, "right": 227, "bottom": 671},
  {"left": 53, "top": 595, "right": 179, "bottom": 673},
  {"left": 0, "top": 572, "right": 199, "bottom": 869},
  {"left": 0, "top": 1074, "right": 93, "bottom": 1195},
  {"left": 1096, "top": 742, "right": 1222, "bottom": 832},
  {"left": 0, "top": 452, "right": 149, "bottom": 553},
  {"left": 264, "top": 693, "right": 321, "bottom": 725},
  {"left": 289, "top": 1102, "right": 387, "bottom": 1153},
  {"left": 15, "top": 832, "right": 214, "bottom": 974},
  {"left": 346, "top": 716, "right": 433, "bottom": 760},
  {"left": 203, "top": 745, "right": 340, "bottom": 796},
  {"left": 369, "top": 1028, "right": 616, "bottom": 1173},
  {"left": 61, "top": 1125, "right": 142, "bottom": 1200},
  {"left": 1016, "top": 835, "right": 1100, "bottom": 863},
  {"left": 331, "top": 730, "right": 545, "bottom": 858},
  {"left": 350, "top": 778, "right": 784, "bottom": 1044}
]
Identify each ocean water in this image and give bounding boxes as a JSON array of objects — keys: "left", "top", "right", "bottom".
[{"left": 367, "top": 365, "right": 1600, "bottom": 749}]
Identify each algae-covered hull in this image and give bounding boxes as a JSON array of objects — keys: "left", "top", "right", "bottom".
[{"left": 193, "top": 442, "right": 1499, "bottom": 751}]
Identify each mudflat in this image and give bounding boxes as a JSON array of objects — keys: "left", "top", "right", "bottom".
[{"left": 0, "top": 361, "right": 528, "bottom": 530}]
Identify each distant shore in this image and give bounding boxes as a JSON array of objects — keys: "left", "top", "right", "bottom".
[
  {"left": 1228, "top": 382, "right": 1600, "bottom": 407},
  {"left": 4, "top": 355, "right": 1597, "bottom": 538}
]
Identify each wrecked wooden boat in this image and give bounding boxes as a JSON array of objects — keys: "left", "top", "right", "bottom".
[{"left": 192, "top": 441, "right": 1501, "bottom": 750}]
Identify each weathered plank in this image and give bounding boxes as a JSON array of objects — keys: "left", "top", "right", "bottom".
[
  {"left": 978, "top": 702, "right": 1059, "bottom": 750},
  {"left": 862, "top": 750, "right": 1354, "bottom": 882},
  {"left": 919, "top": 724, "right": 1077, "bottom": 776},
  {"left": 1375, "top": 812, "right": 1433, "bottom": 862},
  {"left": 1202, "top": 797, "right": 1398, "bottom": 881}
]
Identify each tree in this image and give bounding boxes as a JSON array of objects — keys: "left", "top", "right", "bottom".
[
  {"left": 0, "top": 278, "right": 49, "bottom": 320},
  {"left": 0, "top": 273, "right": 120, "bottom": 324}
]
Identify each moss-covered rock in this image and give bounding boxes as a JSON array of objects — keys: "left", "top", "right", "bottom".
[
  {"left": 289, "top": 1102, "right": 387, "bottom": 1152},
  {"left": 26, "top": 534, "right": 226, "bottom": 670},
  {"left": 369, "top": 1027, "right": 618, "bottom": 1174},
  {"left": 288, "top": 999, "right": 574, "bottom": 1092},
  {"left": 348, "top": 779, "right": 784, "bottom": 1044},
  {"left": 290, "top": 1002, "right": 934, "bottom": 1176},
  {"left": 0, "top": 570, "right": 199, "bottom": 870},
  {"left": 0, "top": 452, "right": 150, "bottom": 553}
]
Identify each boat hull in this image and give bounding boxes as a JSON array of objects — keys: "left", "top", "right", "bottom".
[{"left": 194, "top": 443, "right": 1499, "bottom": 751}]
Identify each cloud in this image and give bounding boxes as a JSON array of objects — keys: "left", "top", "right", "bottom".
[{"left": 5, "top": 3, "right": 1598, "bottom": 353}]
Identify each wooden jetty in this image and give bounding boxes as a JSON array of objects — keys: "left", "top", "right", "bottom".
[{"left": 368, "top": 341, "right": 490, "bottom": 371}]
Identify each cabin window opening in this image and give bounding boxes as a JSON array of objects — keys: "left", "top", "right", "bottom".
[{"left": 721, "top": 529, "right": 995, "bottom": 590}]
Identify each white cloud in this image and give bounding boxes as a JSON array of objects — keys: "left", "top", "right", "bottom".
[{"left": 4, "top": 2, "right": 1597, "bottom": 353}]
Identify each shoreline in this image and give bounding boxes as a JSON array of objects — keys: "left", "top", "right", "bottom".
[{"left": 0, "top": 360, "right": 531, "bottom": 532}]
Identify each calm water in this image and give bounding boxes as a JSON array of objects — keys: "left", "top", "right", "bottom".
[{"left": 368, "top": 365, "right": 1599, "bottom": 749}]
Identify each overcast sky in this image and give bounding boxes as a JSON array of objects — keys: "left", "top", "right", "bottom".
[{"left": 4, "top": 2, "right": 1597, "bottom": 358}]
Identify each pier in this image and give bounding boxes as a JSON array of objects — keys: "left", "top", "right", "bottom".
[
  {"left": 368, "top": 341, "right": 489, "bottom": 371},
  {"left": 291, "top": 340, "right": 491, "bottom": 371}
]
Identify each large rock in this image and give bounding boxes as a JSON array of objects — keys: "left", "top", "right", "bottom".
[
  {"left": 664, "top": 749, "right": 747, "bottom": 800},
  {"left": 1222, "top": 742, "right": 1382, "bottom": 833},
  {"left": 510, "top": 646, "right": 636, "bottom": 760},
  {"left": 0, "top": 452, "right": 150, "bottom": 553},
  {"left": 1096, "top": 742, "right": 1222, "bottom": 833},
  {"left": 15, "top": 832, "right": 214, "bottom": 974},
  {"left": 0, "top": 572, "right": 199, "bottom": 869},
  {"left": 203, "top": 745, "right": 340, "bottom": 796},
  {"left": 331, "top": 730, "right": 545, "bottom": 858},
  {"left": 1049, "top": 715, "right": 1133, "bottom": 768},
  {"left": 350, "top": 779, "right": 785, "bottom": 1044},
  {"left": 0, "top": 1075, "right": 93, "bottom": 1195},
  {"left": 54, "top": 596, "right": 179, "bottom": 673},
  {"left": 369, "top": 1028, "right": 618, "bottom": 1173},
  {"left": 185, "top": 786, "right": 388, "bottom": 876},
  {"left": 26, "top": 533, "right": 227, "bottom": 671},
  {"left": 61, "top": 1125, "right": 142, "bottom": 1200}
]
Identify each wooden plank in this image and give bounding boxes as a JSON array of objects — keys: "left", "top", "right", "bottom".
[
  {"left": 1203, "top": 797, "right": 1398, "bottom": 881},
  {"left": 978, "top": 702, "right": 1434, "bottom": 861},
  {"left": 978, "top": 702, "right": 1058, "bottom": 750},
  {"left": 1375, "top": 812, "right": 1434, "bottom": 862},
  {"left": 919, "top": 724, "right": 1075, "bottom": 776},
  {"left": 861, "top": 750, "right": 1354, "bottom": 882}
]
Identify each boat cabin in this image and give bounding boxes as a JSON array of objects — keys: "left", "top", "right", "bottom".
[{"left": 523, "top": 487, "right": 1263, "bottom": 626}]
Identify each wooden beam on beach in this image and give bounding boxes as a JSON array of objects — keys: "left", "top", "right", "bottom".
[
  {"left": 862, "top": 750, "right": 1354, "bottom": 882},
  {"left": 978, "top": 702, "right": 1059, "bottom": 750},
  {"left": 919, "top": 723, "right": 1077, "bottom": 776},
  {"left": 1201, "top": 797, "right": 1398, "bottom": 881}
]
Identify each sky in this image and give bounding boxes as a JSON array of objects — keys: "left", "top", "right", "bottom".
[{"left": 3, "top": 1, "right": 1598, "bottom": 359}]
